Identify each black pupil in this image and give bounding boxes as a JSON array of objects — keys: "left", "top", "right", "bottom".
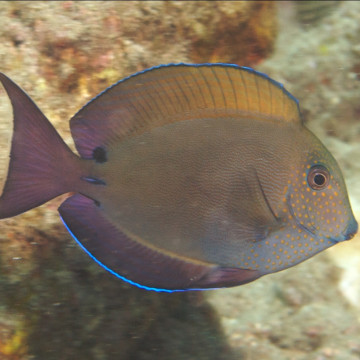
[{"left": 314, "top": 173, "right": 325, "bottom": 186}]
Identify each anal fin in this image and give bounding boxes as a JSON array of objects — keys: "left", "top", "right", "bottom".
[
  {"left": 195, "top": 266, "right": 260, "bottom": 289},
  {"left": 58, "top": 194, "right": 227, "bottom": 291}
]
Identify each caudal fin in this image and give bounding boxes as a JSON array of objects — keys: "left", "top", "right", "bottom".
[{"left": 0, "top": 73, "right": 79, "bottom": 219}]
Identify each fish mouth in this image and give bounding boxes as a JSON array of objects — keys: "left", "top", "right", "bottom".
[
  {"left": 323, "top": 218, "right": 358, "bottom": 244},
  {"left": 342, "top": 219, "right": 358, "bottom": 241}
]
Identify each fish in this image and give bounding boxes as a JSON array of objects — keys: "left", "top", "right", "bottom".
[
  {"left": 294, "top": 0, "right": 340, "bottom": 25},
  {"left": 0, "top": 64, "right": 357, "bottom": 292}
]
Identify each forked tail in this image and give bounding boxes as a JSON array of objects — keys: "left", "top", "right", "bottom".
[{"left": 0, "top": 73, "right": 81, "bottom": 219}]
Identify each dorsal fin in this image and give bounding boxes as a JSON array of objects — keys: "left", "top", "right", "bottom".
[{"left": 70, "top": 63, "right": 301, "bottom": 158}]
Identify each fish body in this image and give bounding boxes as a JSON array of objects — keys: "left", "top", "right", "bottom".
[{"left": 0, "top": 64, "right": 357, "bottom": 291}]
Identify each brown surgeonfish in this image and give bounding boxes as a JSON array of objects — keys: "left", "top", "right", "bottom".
[{"left": 0, "top": 64, "right": 357, "bottom": 292}]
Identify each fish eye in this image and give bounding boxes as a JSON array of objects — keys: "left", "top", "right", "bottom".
[{"left": 307, "top": 165, "right": 330, "bottom": 190}]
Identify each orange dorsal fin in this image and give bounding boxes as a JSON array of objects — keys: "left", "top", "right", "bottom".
[{"left": 70, "top": 64, "right": 301, "bottom": 158}]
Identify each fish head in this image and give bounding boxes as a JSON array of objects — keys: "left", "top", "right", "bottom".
[{"left": 286, "top": 130, "right": 358, "bottom": 245}]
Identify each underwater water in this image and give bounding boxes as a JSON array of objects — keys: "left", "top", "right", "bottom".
[{"left": 0, "top": 1, "right": 359, "bottom": 359}]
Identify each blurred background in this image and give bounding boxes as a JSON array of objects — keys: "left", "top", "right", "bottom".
[{"left": 0, "top": 1, "right": 359, "bottom": 359}]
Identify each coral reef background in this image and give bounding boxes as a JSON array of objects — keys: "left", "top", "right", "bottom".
[{"left": 0, "top": 1, "right": 359, "bottom": 359}]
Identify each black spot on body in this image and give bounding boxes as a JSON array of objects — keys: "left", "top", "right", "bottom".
[{"left": 93, "top": 147, "right": 107, "bottom": 163}]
